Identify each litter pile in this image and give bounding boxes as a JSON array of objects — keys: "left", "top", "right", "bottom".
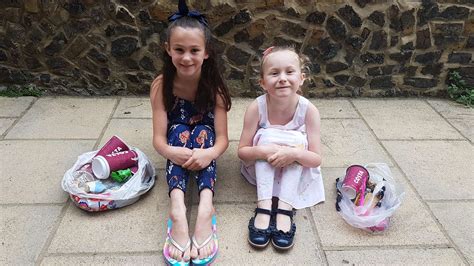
[
  {"left": 336, "top": 163, "right": 404, "bottom": 232},
  {"left": 62, "top": 136, "right": 155, "bottom": 212}
]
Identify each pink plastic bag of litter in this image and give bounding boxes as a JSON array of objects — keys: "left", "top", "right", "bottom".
[{"left": 335, "top": 163, "right": 405, "bottom": 232}]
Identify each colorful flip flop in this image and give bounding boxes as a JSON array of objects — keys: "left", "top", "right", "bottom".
[
  {"left": 191, "top": 215, "right": 218, "bottom": 265},
  {"left": 163, "top": 219, "right": 191, "bottom": 266}
]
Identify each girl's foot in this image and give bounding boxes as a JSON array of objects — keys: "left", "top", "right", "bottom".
[
  {"left": 254, "top": 200, "right": 272, "bottom": 230},
  {"left": 190, "top": 204, "right": 215, "bottom": 260},
  {"left": 168, "top": 206, "right": 191, "bottom": 262},
  {"left": 248, "top": 199, "right": 273, "bottom": 248},
  {"left": 276, "top": 209, "right": 292, "bottom": 232},
  {"left": 272, "top": 201, "right": 296, "bottom": 250},
  {"left": 248, "top": 207, "right": 273, "bottom": 248},
  {"left": 190, "top": 189, "right": 216, "bottom": 260},
  {"left": 167, "top": 190, "right": 191, "bottom": 262},
  {"left": 275, "top": 201, "right": 292, "bottom": 232}
]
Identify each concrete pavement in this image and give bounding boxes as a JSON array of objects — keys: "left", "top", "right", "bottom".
[{"left": 0, "top": 96, "right": 472, "bottom": 265}]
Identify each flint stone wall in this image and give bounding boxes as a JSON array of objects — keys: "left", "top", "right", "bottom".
[{"left": 0, "top": 0, "right": 473, "bottom": 97}]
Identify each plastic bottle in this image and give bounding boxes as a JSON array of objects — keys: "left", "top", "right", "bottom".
[
  {"left": 74, "top": 172, "right": 95, "bottom": 188},
  {"left": 83, "top": 181, "right": 108, "bottom": 193},
  {"left": 110, "top": 168, "right": 133, "bottom": 183}
]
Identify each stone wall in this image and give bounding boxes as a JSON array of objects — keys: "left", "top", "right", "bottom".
[{"left": 0, "top": 0, "right": 473, "bottom": 97}]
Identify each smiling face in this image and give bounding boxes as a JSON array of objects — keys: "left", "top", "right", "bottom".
[
  {"left": 260, "top": 50, "right": 304, "bottom": 98},
  {"left": 166, "top": 26, "right": 208, "bottom": 79}
]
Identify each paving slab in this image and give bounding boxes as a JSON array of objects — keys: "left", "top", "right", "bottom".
[
  {"left": 428, "top": 99, "right": 474, "bottom": 143},
  {"left": 48, "top": 185, "right": 164, "bottom": 254},
  {"left": 0, "top": 96, "right": 34, "bottom": 117},
  {"left": 312, "top": 168, "right": 448, "bottom": 247},
  {"left": 0, "top": 140, "right": 94, "bottom": 204},
  {"left": 188, "top": 203, "right": 324, "bottom": 265},
  {"left": 0, "top": 118, "right": 15, "bottom": 135},
  {"left": 321, "top": 119, "right": 393, "bottom": 167},
  {"left": 352, "top": 99, "right": 463, "bottom": 140},
  {"left": 428, "top": 99, "right": 474, "bottom": 118},
  {"left": 383, "top": 140, "right": 474, "bottom": 200},
  {"left": 1, "top": 205, "right": 63, "bottom": 265},
  {"left": 310, "top": 98, "right": 360, "bottom": 119},
  {"left": 3, "top": 96, "right": 471, "bottom": 265},
  {"left": 445, "top": 118, "right": 474, "bottom": 142},
  {"left": 326, "top": 248, "right": 464, "bottom": 265},
  {"left": 428, "top": 202, "right": 474, "bottom": 265},
  {"left": 5, "top": 97, "right": 116, "bottom": 139},
  {"left": 113, "top": 97, "right": 151, "bottom": 118},
  {"left": 227, "top": 98, "right": 251, "bottom": 141},
  {"left": 100, "top": 118, "right": 164, "bottom": 169},
  {"left": 41, "top": 254, "right": 162, "bottom": 265}
]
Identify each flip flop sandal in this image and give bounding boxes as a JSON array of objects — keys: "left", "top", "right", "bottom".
[
  {"left": 163, "top": 219, "right": 191, "bottom": 266},
  {"left": 191, "top": 215, "right": 218, "bottom": 265}
]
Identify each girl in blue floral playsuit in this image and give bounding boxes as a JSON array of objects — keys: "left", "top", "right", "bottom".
[
  {"left": 166, "top": 97, "right": 217, "bottom": 194},
  {"left": 150, "top": 0, "right": 231, "bottom": 265}
]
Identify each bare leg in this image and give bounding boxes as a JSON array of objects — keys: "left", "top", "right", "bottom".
[
  {"left": 190, "top": 189, "right": 215, "bottom": 260},
  {"left": 169, "top": 189, "right": 190, "bottom": 262}
]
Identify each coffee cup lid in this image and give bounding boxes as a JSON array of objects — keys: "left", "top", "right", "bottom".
[
  {"left": 341, "top": 186, "right": 357, "bottom": 199},
  {"left": 92, "top": 156, "right": 110, "bottom": 179}
]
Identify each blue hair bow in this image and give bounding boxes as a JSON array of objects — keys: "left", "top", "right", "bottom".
[{"left": 168, "top": 0, "right": 209, "bottom": 27}]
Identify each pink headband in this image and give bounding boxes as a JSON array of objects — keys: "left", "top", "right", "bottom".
[{"left": 262, "top": 46, "right": 274, "bottom": 59}]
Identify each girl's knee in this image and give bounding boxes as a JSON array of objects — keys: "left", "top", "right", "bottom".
[
  {"left": 191, "top": 125, "right": 215, "bottom": 148},
  {"left": 168, "top": 124, "right": 192, "bottom": 147}
]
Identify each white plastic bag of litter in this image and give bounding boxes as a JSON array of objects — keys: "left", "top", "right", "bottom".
[
  {"left": 62, "top": 147, "right": 155, "bottom": 212},
  {"left": 335, "top": 163, "right": 405, "bottom": 232}
]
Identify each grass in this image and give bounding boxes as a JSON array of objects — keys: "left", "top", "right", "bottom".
[
  {"left": 447, "top": 71, "right": 474, "bottom": 107},
  {"left": 0, "top": 84, "right": 43, "bottom": 97}
]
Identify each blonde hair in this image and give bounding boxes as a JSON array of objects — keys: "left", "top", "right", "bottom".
[
  {"left": 257, "top": 46, "right": 311, "bottom": 94},
  {"left": 259, "top": 46, "right": 310, "bottom": 78}
]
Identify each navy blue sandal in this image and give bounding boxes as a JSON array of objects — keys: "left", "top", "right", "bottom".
[
  {"left": 271, "top": 208, "right": 296, "bottom": 251},
  {"left": 248, "top": 208, "right": 273, "bottom": 248}
]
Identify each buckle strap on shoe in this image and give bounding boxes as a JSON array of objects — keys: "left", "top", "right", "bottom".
[
  {"left": 274, "top": 208, "right": 294, "bottom": 218},
  {"left": 255, "top": 207, "right": 272, "bottom": 216}
]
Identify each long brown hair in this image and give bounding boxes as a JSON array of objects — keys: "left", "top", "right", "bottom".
[{"left": 161, "top": 17, "right": 231, "bottom": 113}]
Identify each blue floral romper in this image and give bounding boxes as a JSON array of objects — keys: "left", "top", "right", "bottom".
[{"left": 166, "top": 96, "right": 216, "bottom": 195}]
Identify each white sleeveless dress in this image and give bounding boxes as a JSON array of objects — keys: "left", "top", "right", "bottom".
[{"left": 241, "top": 95, "right": 325, "bottom": 209}]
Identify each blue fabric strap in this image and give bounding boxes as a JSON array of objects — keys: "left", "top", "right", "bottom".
[{"left": 168, "top": 0, "right": 209, "bottom": 27}]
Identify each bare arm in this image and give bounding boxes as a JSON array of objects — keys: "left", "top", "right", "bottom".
[
  {"left": 237, "top": 100, "right": 278, "bottom": 163},
  {"left": 209, "top": 93, "right": 230, "bottom": 158},
  {"left": 150, "top": 75, "right": 193, "bottom": 165},
  {"left": 150, "top": 75, "right": 168, "bottom": 155},
  {"left": 295, "top": 103, "right": 322, "bottom": 167}
]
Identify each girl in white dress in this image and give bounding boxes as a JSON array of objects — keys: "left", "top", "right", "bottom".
[{"left": 238, "top": 46, "right": 324, "bottom": 250}]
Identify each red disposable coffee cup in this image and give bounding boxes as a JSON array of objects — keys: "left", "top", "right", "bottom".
[
  {"left": 341, "top": 165, "right": 369, "bottom": 199},
  {"left": 95, "top": 135, "right": 129, "bottom": 158},
  {"left": 92, "top": 150, "right": 138, "bottom": 179}
]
